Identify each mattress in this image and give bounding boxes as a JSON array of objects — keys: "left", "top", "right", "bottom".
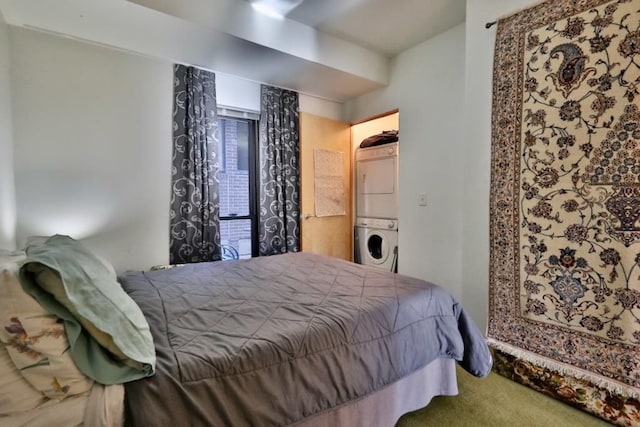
[{"left": 120, "top": 252, "right": 491, "bottom": 426}]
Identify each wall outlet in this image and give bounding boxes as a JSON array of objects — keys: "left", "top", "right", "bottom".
[{"left": 418, "top": 193, "right": 427, "bottom": 206}]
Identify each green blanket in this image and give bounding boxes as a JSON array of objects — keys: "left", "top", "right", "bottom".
[{"left": 20, "top": 235, "right": 155, "bottom": 385}]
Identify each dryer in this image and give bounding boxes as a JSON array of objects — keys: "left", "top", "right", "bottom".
[
  {"left": 355, "top": 217, "right": 398, "bottom": 272},
  {"left": 355, "top": 142, "right": 398, "bottom": 219}
]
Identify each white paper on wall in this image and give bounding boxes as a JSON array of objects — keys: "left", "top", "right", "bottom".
[{"left": 313, "top": 149, "right": 345, "bottom": 217}]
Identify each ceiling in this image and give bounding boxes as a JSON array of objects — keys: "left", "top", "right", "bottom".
[
  {"left": 0, "top": 0, "right": 466, "bottom": 102},
  {"left": 287, "top": 0, "right": 465, "bottom": 57}
]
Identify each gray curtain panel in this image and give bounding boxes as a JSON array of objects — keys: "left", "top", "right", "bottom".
[
  {"left": 169, "top": 64, "right": 221, "bottom": 264},
  {"left": 258, "top": 85, "right": 300, "bottom": 256}
]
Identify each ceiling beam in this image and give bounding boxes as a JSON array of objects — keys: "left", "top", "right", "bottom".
[
  {"left": 0, "top": 0, "right": 390, "bottom": 101},
  {"left": 129, "top": 0, "right": 389, "bottom": 84}
]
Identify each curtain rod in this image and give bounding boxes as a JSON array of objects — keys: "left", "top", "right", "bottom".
[{"left": 485, "top": 21, "right": 497, "bottom": 29}]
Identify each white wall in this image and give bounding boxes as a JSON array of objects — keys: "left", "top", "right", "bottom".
[
  {"left": 345, "top": 2, "right": 547, "bottom": 329},
  {"left": 217, "top": 72, "right": 345, "bottom": 122},
  {"left": 462, "top": 0, "right": 539, "bottom": 328},
  {"left": 0, "top": 12, "right": 16, "bottom": 250},
  {"left": 217, "top": 73, "right": 261, "bottom": 112},
  {"left": 7, "top": 27, "right": 344, "bottom": 271},
  {"left": 10, "top": 27, "right": 173, "bottom": 271},
  {"left": 345, "top": 24, "right": 466, "bottom": 301},
  {"left": 298, "top": 94, "right": 344, "bottom": 122}
]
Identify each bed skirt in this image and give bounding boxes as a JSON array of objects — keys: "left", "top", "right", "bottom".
[{"left": 293, "top": 358, "right": 458, "bottom": 427}]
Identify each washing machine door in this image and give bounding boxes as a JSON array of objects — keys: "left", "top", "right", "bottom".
[{"left": 365, "top": 230, "right": 389, "bottom": 265}]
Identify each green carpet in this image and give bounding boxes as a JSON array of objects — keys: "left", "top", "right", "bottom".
[{"left": 396, "top": 366, "right": 612, "bottom": 426}]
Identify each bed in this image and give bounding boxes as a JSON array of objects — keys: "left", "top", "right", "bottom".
[{"left": 0, "top": 235, "right": 492, "bottom": 426}]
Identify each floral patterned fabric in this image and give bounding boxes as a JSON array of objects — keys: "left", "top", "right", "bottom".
[
  {"left": 170, "top": 64, "right": 222, "bottom": 264},
  {"left": 258, "top": 85, "right": 301, "bottom": 256},
  {"left": 0, "top": 344, "right": 45, "bottom": 415},
  {"left": 0, "top": 268, "right": 93, "bottom": 400},
  {"left": 489, "top": 0, "right": 640, "bottom": 421},
  {"left": 493, "top": 349, "right": 640, "bottom": 426}
]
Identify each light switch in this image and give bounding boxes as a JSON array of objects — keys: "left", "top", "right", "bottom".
[{"left": 418, "top": 193, "right": 427, "bottom": 206}]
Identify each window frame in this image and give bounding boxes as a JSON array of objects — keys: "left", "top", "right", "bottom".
[{"left": 217, "top": 114, "right": 259, "bottom": 258}]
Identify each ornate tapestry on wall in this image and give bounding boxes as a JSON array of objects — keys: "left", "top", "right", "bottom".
[{"left": 488, "top": 0, "right": 640, "bottom": 424}]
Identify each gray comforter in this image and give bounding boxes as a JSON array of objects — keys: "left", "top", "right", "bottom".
[{"left": 120, "top": 252, "right": 492, "bottom": 426}]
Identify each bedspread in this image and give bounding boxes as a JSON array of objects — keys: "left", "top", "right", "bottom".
[{"left": 120, "top": 252, "right": 491, "bottom": 426}]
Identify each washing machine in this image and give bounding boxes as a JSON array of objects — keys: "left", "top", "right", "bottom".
[{"left": 355, "top": 217, "right": 398, "bottom": 272}]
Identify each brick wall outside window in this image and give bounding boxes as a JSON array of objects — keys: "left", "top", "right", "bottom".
[{"left": 218, "top": 118, "right": 252, "bottom": 259}]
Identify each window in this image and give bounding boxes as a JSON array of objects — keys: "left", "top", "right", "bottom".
[
  {"left": 217, "top": 119, "right": 227, "bottom": 172},
  {"left": 236, "top": 122, "right": 249, "bottom": 171},
  {"left": 217, "top": 115, "right": 258, "bottom": 260}
]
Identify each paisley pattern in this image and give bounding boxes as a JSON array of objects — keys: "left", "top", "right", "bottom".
[
  {"left": 258, "top": 85, "right": 300, "bottom": 256},
  {"left": 489, "top": 0, "right": 640, "bottom": 422},
  {"left": 493, "top": 349, "right": 640, "bottom": 426},
  {"left": 169, "top": 65, "right": 221, "bottom": 264}
]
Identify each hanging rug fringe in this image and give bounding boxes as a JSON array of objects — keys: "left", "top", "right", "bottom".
[{"left": 487, "top": 339, "right": 640, "bottom": 400}]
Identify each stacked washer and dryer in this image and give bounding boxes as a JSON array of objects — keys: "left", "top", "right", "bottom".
[{"left": 354, "top": 142, "right": 399, "bottom": 272}]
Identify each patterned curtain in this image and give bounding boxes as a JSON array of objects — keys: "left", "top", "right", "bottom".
[
  {"left": 258, "top": 85, "right": 300, "bottom": 256},
  {"left": 169, "top": 64, "right": 221, "bottom": 264}
]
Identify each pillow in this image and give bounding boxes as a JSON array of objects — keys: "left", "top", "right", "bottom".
[
  {"left": 25, "top": 236, "right": 117, "bottom": 278},
  {"left": 19, "top": 235, "right": 155, "bottom": 384},
  {"left": 0, "top": 267, "right": 94, "bottom": 399},
  {"left": 23, "top": 264, "right": 133, "bottom": 366},
  {"left": 0, "top": 344, "right": 45, "bottom": 415}
]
